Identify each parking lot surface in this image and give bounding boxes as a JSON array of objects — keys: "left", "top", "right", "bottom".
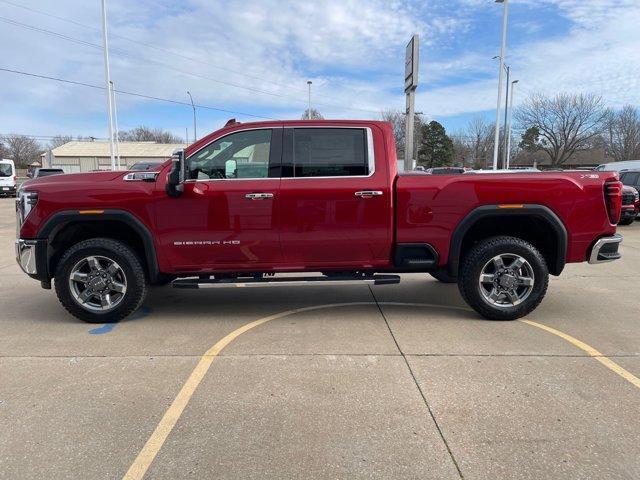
[{"left": 1, "top": 197, "right": 639, "bottom": 479}]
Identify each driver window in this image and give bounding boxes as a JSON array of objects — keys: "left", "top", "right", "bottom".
[{"left": 187, "top": 129, "right": 272, "bottom": 180}]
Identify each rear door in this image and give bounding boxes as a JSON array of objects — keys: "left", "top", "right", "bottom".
[{"left": 278, "top": 126, "right": 392, "bottom": 267}]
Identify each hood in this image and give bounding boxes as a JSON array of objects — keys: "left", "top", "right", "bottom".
[{"left": 22, "top": 170, "right": 125, "bottom": 189}]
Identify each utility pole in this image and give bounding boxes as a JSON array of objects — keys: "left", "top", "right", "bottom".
[
  {"left": 101, "top": 0, "right": 116, "bottom": 171},
  {"left": 506, "top": 79, "right": 519, "bottom": 169},
  {"left": 187, "top": 91, "right": 197, "bottom": 141},
  {"left": 404, "top": 34, "right": 419, "bottom": 172},
  {"left": 492, "top": 0, "right": 509, "bottom": 170},
  {"left": 185, "top": 127, "right": 189, "bottom": 144},
  {"left": 307, "top": 81, "right": 312, "bottom": 119},
  {"left": 502, "top": 65, "right": 510, "bottom": 169}
]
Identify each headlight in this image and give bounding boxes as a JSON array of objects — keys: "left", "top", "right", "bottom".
[{"left": 16, "top": 189, "right": 38, "bottom": 229}]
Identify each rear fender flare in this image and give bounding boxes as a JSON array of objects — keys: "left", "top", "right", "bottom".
[{"left": 447, "top": 204, "right": 568, "bottom": 276}]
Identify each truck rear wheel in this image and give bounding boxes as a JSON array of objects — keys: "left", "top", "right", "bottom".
[
  {"left": 54, "top": 238, "right": 147, "bottom": 323},
  {"left": 458, "top": 236, "right": 548, "bottom": 320}
]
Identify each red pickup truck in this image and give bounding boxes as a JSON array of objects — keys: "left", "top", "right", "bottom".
[{"left": 16, "top": 120, "right": 623, "bottom": 323}]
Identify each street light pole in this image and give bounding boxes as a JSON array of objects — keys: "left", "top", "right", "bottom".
[
  {"left": 492, "top": 0, "right": 509, "bottom": 170},
  {"left": 109, "top": 81, "right": 121, "bottom": 170},
  {"left": 307, "top": 81, "right": 312, "bottom": 119},
  {"left": 506, "top": 79, "right": 519, "bottom": 169},
  {"left": 100, "top": 0, "right": 116, "bottom": 171},
  {"left": 502, "top": 65, "right": 510, "bottom": 169},
  {"left": 187, "top": 91, "right": 197, "bottom": 142}
]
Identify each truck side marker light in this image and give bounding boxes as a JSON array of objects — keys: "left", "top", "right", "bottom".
[
  {"left": 498, "top": 204, "right": 524, "bottom": 209},
  {"left": 78, "top": 209, "right": 105, "bottom": 215}
]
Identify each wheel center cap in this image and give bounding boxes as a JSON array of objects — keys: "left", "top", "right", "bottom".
[
  {"left": 88, "top": 277, "right": 107, "bottom": 290},
  {"left": 499, "top": 273, "right": 517, "bottom": 289}
]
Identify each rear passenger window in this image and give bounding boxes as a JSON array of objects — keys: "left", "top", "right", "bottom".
[{"left": 293, "top": 128, "right": 368, "bottom": 177}]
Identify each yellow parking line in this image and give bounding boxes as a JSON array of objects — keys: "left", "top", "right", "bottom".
[
  {"left": 521, "top": 319, "right": 640, "bottom": 390},
  {"left": 122, "top": 302, "right": 374, "bottom": 480},
  {"left": 123, "top": 302, "right": 640, "bottom": 479}
]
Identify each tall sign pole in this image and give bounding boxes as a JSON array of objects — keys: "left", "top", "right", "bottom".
[
  {"left": 404, "top": 34, "right": 419, "bottom": 172},
  {"left": 101, "top": 0, "right": 116, "bottom": 171}
]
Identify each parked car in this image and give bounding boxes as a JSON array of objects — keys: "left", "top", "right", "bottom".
[
  {"left": 620, "top": 169, "right": 640, "bottom": 191},
  {"left": 129, "top": 161, "right": 164, "bottom": 171},
  {"left": 0, "top": 158, "right": 17, "bottom": 197},
  {"left": 16, "top": 120, "right": 623, "bottom": 324},
  {"left": 464, "top": 168, "right": 540, "bottom": 174},
  {"left": 28, "top": 168, "right": 65, "bottom": 179},
  {"left": 595, "top": 160, "right": 640, "bottom": 172},
  {"left": 619, "top": 186, "right": 639, "bottom": 225}
]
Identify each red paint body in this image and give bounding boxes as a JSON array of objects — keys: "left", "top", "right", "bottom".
[{"left": 20, "top": 120, "right": 620, "bottom": 276}]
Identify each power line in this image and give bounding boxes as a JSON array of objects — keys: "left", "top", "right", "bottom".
[
  {"left": 0, "top": 0, "right": 315, "bottom": 96},
  {"left": 0, "top": 67, "right": 279, "bottom": 120},
  {"left": 0, "top": 2, "right": 380, "bottom": 114}
]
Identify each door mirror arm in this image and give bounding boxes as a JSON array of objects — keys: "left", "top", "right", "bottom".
[{"left": 166, "top": 150, "right": 185, "bottom": 197}]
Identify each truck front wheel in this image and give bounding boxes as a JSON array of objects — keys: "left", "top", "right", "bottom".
[
  {"left": 54, "top": 238, "right": 147, "bottom": 323},
  {"left": 458, "top": 236, "right": 548, "bottom": 320}
]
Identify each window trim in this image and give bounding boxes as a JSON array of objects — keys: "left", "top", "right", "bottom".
[
  {"left": 281, "top": 126, "right": 376, "bottom": 180},
  {"left": 184, "top": 126, "right": 282, "bottom": 182}
]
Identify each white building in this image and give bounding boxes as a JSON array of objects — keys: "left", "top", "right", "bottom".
[{"left": 42, "top": 141, "right": 187, "bottom": 173}]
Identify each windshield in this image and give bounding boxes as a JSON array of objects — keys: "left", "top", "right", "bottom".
[{"left": 0, "top": 164, "right": 12, "bottom": 177}]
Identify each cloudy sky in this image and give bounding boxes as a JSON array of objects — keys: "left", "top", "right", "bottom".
[{"left": 0, "top": 0, "right": 639, "bottom": 142}]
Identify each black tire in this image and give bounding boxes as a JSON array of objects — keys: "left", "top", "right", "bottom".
[
  {"left": 458, "top": 236, "right": 549, "bottom": 321},
  {"left": 618, "top": 217, "right": 634, "bottom": 226},
  {"left": 54, "top": 238, "right": 147, "bottom": 323},
  {"left": 429, "top": 268, "right": 458, "bottom": 283}
]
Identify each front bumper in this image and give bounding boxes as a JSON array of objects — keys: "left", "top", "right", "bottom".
[
  {"left": 588, "top": 234, "right": 623, "bottom": 264},
  {"left": 15, "top": 239, "right": 38, "bottom": 274},
  {"left": 15, "top": 239, "right": 49, "bottom": 283}
]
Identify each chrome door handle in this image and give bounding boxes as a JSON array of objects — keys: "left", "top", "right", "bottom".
[
  {"left": 354, "top": 190, "right": 383, "bottom": 197},
  {"left": 244, "top": 192, "right": 274, "bottom": 200}
]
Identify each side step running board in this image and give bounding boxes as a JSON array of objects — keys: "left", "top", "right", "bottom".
[{"left": 172, "top": 274, "right": 401, "bottom": 289}]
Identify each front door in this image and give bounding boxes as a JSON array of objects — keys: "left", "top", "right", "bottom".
[
  {"left": 278, "top": 126, "right": 392, "bottom": 268},
  {"left": 155, "top": 128, "right": 283, "bottom": 271}
]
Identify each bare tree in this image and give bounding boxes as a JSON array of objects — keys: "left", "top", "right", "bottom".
[
  {"left": 49, "top": 135, "right": 73, "bottom": 149},
  {"left": 380, "top": 109, "right": 424, "bottom": 161},
  {"left": 301, "top": 108, "right": 324, "bottom": 120},
  {"left": 515, "top": 92, "right": 606, "bottom": 166},
  {"left": 450, "top": 117, "right": 495, "bottom": 168},
  {"left": 119, "top": 126, "right": 183, "bottom": 143},
  {"left": 603, "top": 105, "right": 640, "bottom": 161},
  {"left": 0, "top": 134, "right": 43, "bottom": 167}
]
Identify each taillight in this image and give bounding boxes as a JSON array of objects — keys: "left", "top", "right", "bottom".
[{"left": 604, "top": 180, "right": 622, "bottom": 224}]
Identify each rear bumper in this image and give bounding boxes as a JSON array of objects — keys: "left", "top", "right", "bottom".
[
  {"left": 588, "top": 234, "right": 623, "bottom": 264},
  {"left": 1, "top": 185, "right": 17, "bottom": 195}
]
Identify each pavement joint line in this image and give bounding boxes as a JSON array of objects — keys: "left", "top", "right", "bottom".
[
  {"left": 368, "top": 286, "right": 465, "bottom": 479},
  {"left": 520, "top": 319, "right": 640, "bottom": 390},
  {"left": 114, "top": 300, "right": 639, "bottom": 479}
]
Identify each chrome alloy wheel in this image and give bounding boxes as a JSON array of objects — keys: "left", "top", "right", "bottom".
[
  {"left": 68, "top": 255, "right": 127, "bottom": 312},
  {"left": 478, "top": 253, "right": 535, "bottom": 308}
]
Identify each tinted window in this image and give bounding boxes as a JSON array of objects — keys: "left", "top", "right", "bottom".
[
  {"left": 187, "top": 129, "right": 272, "bottom": 180},
  {"left": 37, "top": 169, "right": 64, "bottom": 177},
  {"left": 293, "top": 128, "right": 367, "bottom": 177},
  {"left": 621, "top": 172, "right": 639, "bottom": 186},
  {"left": 0, "top": 164, "right": 11, "bottom": 177}
]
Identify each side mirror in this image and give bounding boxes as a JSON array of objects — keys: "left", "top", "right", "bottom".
[{"left": 166, "top": 150, "right": 185, "bottom": 197}]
